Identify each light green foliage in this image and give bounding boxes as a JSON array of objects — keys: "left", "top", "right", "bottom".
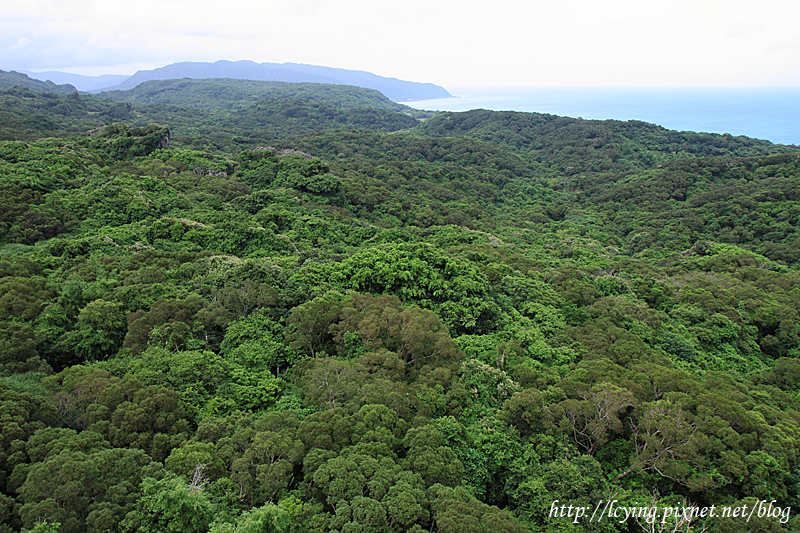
[
  {"left": 221, "top": 310, "right": 299, "bottom": 374},
  {"left": 310, "top": 243, "right": 494, "bottom": 333},
  {"left": 507, "top": 451, "right": 618, "bottom": 533},
  {"left": 499, "top": 276, "right": 564, "bottom": 311},
  {"left": 209, "top": 503, "right": 291, "bottom": 533},
  {"left": 122, "top": 345, "right": 285, "bottom": 418},
  {"left": 520, "top": 303, "right": 567, "bottom": 336},
  {"left": 165, "top": 442, "right": 225, "bottom": 481},
  {"left": 458, "top": 359, "right": 520, "bottom": 421},
  {"left": 21, "top": 521, "right": 62, "bottom": 533},
  {"left": 155, "top": 148, "right": 233, "bottom": 176},
  {"left": 73, "top": 299, "right": 126, "bottom": 360},
  {"left": 124, "top": 347, "right": 228, "bottom": 401},
  {"left": 125, "top": 473, "right": 214, "bottom": 533}
]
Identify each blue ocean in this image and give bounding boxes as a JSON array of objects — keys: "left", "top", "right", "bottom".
[{"left": 404, "top": 87, "right": 800, "bottom": 146}]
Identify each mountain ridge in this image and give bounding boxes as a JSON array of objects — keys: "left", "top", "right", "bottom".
[
  {"left": 20, "top": 70, "right": 129, "bottom": 92},
  {"left": 0, "top": 70, "right": 78, "bottom": 94},
  {"left": 96, "top": 59, "right": 452, "bottom": 101}
]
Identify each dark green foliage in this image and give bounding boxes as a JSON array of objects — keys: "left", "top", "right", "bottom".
[
  {"left": 226, "top": 98, "right": 418, "bottom": 136},
  {"left": 0, "top": 89, "right": 133, "bottom": 139},
  {"left": 14, "top": 427, "right": 163, "bottom": 533},
  {"left": 88, "top": 123, "right": 170, "bottom": 161},
  {"left": 0, "top": 184, "right": 75, "bottom": 244},
  {"left": 416, "top": 109, "right": 796, "bottom": 173},
  {"left": 0, "top": 322, "right": 51, "bottom": 376},
  {"left": 43, "top": 366, "right": 191, "bottom": 461}
]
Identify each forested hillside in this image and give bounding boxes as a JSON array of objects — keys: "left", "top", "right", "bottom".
[
  {"left": 0, "top": 71, "right": 76, "bottom": 95},
  {"left": 99, "top": 79, "right": 416, "bottom": 113},
  {"left": 1, "top": 80, "right": 800, "bottom": 533},
  {"left": 0, "top": 82, "right": 421, "bottom": 144}
]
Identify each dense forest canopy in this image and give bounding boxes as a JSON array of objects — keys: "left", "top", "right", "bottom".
[{"left": 1, "top": 74, "right": 800, "bottom": 533}]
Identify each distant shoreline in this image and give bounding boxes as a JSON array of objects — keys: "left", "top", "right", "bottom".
[{"left": 401, "top": 87, "right": 800, "bottom": 145}]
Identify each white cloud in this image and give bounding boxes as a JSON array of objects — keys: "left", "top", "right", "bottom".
[
  {"left": 10, "top": 37, "right": 32, "bottom": 51},
  {"left": 1, "top": 0, "right": 798, "bottom": 86}
]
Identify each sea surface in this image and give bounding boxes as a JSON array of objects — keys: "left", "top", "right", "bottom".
[{"left": 402, "top": 87, "right": 800, "bottom": 146}]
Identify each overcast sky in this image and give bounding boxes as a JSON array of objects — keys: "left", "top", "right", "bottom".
[{"left": 3, "top": 0, "right": 800, "bottom": 87}]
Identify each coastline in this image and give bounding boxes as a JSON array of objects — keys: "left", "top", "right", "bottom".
[{"left": 401, "top": 86, "right": 800, "bottom": 145}]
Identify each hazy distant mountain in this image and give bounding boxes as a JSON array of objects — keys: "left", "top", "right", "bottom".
[
  {"left": 0, "top": 70, "right": 77, "bottom": 94},
  {"left": 21, "top": 71, "right": 129, "bottom": 92},
  {"left": 267, "top": 63, "right": 452, "bottom": 101},
  {"left": 99, "top": 60, "right": 452, "bottom": 101}
]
